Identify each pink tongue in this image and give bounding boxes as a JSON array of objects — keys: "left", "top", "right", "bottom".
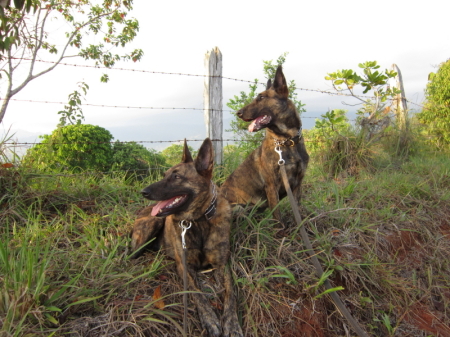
[
  {"left": 151, "top": 198, "right": 176, "bottom": 216},
  {"left": 248, "top": 119, "right": 258, "bottom": 132},
  {"left": 248, "top": 115, "right": 265, "bottom": 132}
]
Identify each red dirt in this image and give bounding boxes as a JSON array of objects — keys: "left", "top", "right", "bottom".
[{"left": 404, "top": 304, "right": 450, "bottom": 336}]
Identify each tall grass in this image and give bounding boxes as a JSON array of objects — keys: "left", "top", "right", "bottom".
[{"left": 1, "top": 126, "right": 450, "bottom": 336}]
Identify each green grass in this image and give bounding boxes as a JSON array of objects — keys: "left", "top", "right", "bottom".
[{"left": 1, "top": 143, "right": 450, "bottom": 336}]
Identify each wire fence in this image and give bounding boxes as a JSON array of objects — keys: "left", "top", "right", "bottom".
[
  {"left": 6, "top": 57, "right": 425, "bottom": 109},
  {"left": 1, "top": 56, "right": 428, "bottom": 178}
]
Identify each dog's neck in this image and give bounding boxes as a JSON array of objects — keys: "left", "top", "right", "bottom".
[
  {"left": 174, "top": 182, "right": 218, "bottom": 223},
  {"left": 266, "top": 127, "right": 303, "bottom": 147}
]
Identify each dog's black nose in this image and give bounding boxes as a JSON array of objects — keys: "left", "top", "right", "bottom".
[
  {"left": 236, "top": 110, "right": 243, "bottom": 118},
  {"left": 141, "top": 189, "right": 150, "bottom": 199}
]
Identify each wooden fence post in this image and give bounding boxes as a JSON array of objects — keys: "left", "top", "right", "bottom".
[
  {"left": 392, "top": 64, "right": 408, "bottom": 131},
  {"left": 204, "top": 47, "right": 223, "bottom": 166}
]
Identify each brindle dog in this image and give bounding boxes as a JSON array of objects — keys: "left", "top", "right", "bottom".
[
  {"left": 130, "top": 138, "right": 243, "bottom": 337},
  {"left": 221, "top": 66, "right": 309, "bottom": 223}
]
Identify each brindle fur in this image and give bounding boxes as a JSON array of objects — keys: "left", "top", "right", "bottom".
[
  {"left": 130, "top": 138, "right": 243, "bottom": 337},
  {"left": 221, "top": 66, "right": 309, "bottom": 223}
]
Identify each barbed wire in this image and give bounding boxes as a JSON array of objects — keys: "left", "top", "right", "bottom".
[
  {"left": 5, "top": 57, "right": 425, "bottom": 109},
  {"left": 6, "top": 57, "right": 255, "bottom": 83},
  {"left": 24, "top": 167, "right": 166, "bottom": 178},
  {"left": 7, "top": 98, "right": 331, "bottom": 118},
  {"left": 9, "top": 96, "right": 425, "bottom": 113},
  {"left": 4, "top": 138, "right": 315, "bottom": 146}
]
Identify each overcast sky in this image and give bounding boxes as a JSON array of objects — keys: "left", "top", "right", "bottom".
[{"left": 1, "top": 0, "right": 449, "bottom": 150}]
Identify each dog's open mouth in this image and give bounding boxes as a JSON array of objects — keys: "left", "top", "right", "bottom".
[
  {"left": 151, "top": 195, "right": 188, "bottom": 216},
  {"left": 248, "top": 115, "right": 272, "bottom": 132}
]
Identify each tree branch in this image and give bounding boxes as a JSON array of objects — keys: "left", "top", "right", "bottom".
[{"left": 9, "top": 9, "right": 113, "bottom": 97}]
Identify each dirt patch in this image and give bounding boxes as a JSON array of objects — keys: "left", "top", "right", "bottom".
[
  {"left": 384, "top": 230, "right": 426, "bottom": 267},
  {"left": 404, "top": 304, "right": 450, "bottom": 336},
  {"left": 267, "top": 301, "right": 327, "bottom": 337},
  {"left": 440, "top": 223, "right": 450, "bottom": 240}
]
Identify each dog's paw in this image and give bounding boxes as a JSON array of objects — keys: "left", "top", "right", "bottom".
[
  {"left": 198, "top": 309, "right": 222, "bottom": 337},
  {"left": 222, "top": 316, "right": 243, "bottom": 337},
  {"left": 202, "top": 321, "right": 222, "bottom": 337}
]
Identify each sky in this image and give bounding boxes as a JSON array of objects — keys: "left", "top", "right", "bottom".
[{"left": 1, "top": 0, "right": 449, "bottom": 151}]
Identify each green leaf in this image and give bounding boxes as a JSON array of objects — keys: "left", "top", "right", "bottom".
[
  {"left": 45, "top": 313, "right": 59, "bottom": 325},
  {"left": 46, "top": 306, "right": 62, "bottom": 312},
  {"left": 66, "top": 295, "right": 103, "bottom": 308},
  {"left": 314, "top": 286, "right": 345, "bottom": 299}
]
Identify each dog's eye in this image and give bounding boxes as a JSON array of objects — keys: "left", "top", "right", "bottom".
[
  {"left": 174, "top": 174, "right": 181, "bottom": 179},
  {"left": 257, "top": 95, "right": 265, "bottom": 101}
]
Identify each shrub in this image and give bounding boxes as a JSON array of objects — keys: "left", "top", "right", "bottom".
[
  {"left": 418, "top": 59, "right": 450, "bottom": 148},
  {"left": 111, "top": 141, "right": 167, "bottom": 179},
  {"left": 23, "top": 124, "right": 114, "bottom": 172}
]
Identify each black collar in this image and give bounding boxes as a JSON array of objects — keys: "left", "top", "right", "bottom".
[
  {"left": 273, "top": 127, "right": 303, "bottom": 147},
  {"left": 204, "top": 183, "right": 217, "bottom": 221}
]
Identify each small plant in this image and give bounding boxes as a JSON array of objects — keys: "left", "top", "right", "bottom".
[
  {"left": 311, "top": 109, "right": 376, "bottom": 177},
  {"left": 325, "top": 61, "right": 400, "bottom": 140},
  {"left": 374, "top": 312, "right": 395, "bottom": 336},
  {"left": 57, "top": 82, "right": 89, "bottom": 127}
]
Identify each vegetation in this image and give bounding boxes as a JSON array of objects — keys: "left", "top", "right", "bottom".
[
  {"left": 0, "top": 0, "right": 143, "bottom": 123},
  {"left": 325, "top": 61, "right": 400, "bottom": 140},
  {"left": 418, "top": 59, "right": 450, "bottom": 147},
  {"left": 1, "top": 56, "right": 450, "bottom": 336},
  {"left": 309, "top": 61, "right": 415, "bottom": 178},
  {"left": 22, "top": 124, "right": 166, "bottom": 178},
  {"left": 23, "top": 124, "right": 115, "bottom": 172},
  {"left": 1, "top": 116, "right": 450, "bottom": 336}
]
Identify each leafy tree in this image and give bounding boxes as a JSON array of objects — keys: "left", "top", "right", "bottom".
[
  {"left": 161, "top": 143, "right": 196, "bottom": 166},
  {"left": 0, "top": 0, "right": 143, "bottom": 123},
  {"left": 227, "top": 53, "right": 306, "bottom": 156},
  {"left": 111, "top": 141, "right": 167, "bottom": 179},
  {"left": 23, "top": 124, "right": 114, "bottom": 172},
  {"left": 417, "top": 59, "right": 450, "bottom": 147},
  {"left": 325, "top": 61, "right": 400, "bottom": 140}
]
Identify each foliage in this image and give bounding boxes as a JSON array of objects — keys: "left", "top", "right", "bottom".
[
  {"left": 161, "top": 143, "right": 196, "bottom": 166},
  {"left": 227, "top": 53, "right": 306, "bottom": 156},
  {"left": 58, "top": 82, "right": 89, "bottom": 126},
  {"left": 325, "top": 61, "right": 400, "bottom": 139},
  {"left": 0, "top": 0, "right": 143, "bottom": 123},
  {"left": 308, "top": 109, "right": 376, "bottom": 177},
  {"left": 417, "top": 59, "right": 450, "bottom": 147},
  {"left": 1, "top": 136, "right": 450, "bottom": 335},
  {"left": 23, "top": 124, "right": 114, "bottom": 172},
  {"left": 111, "top": 141, "right": 167, "bottom": 179}
]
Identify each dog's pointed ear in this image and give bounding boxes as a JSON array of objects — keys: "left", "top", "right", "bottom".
[
  {"left": 194, "top": 138, "right": 213, "bottom": 179},
  {"left": 273, "top": 65, "right": 289, "bottom": 99},
  {"left": 266, "top": 78, "right": 272, "bottom": 90},
  {"left": 182, "top": 139, "right": 193, "bottom": 163}
]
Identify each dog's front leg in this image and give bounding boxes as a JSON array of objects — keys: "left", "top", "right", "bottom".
[
  {"left": 178, "top": 263, "right": 222, "bottom": 337},
  {"left": 130, "top": 207, "right": 165, "bottom": 258},
  {"left": 215, "top": 265, "right": 243, "bottom": 337}
]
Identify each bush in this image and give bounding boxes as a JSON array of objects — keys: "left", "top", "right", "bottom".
[
  {"left": 418, "top": 59, "right": 450, "bottom": 148},
  {"left": 111, "top": 141, "right": 167, "bottom": 180},
  {"left": 308, "top": 110, "right": 377, "bottom": 178},
  {"left": 23, "top": 124, "right": 114, "bottom": 172}
]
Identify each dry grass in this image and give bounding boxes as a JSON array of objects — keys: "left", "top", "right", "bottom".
[{"left": 1, "top": 147, "right": 450, "bottom": 336}]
